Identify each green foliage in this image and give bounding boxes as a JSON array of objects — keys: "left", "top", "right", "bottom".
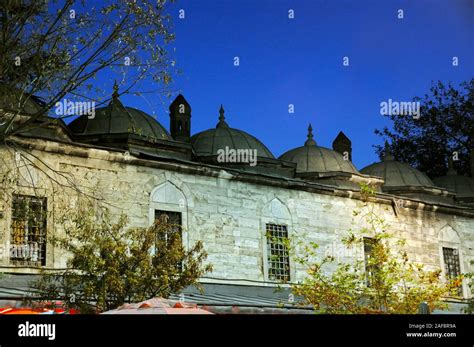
[
  {"left": 359, "top": 182, "right": 376, "bottom": 201},
  {"left": 31, "top": 203, "right": 212, "bottom": 313},
  {"left": 464, "top": 261, "right": 474, "bottom": 314},
  {"left": 292, "top": 185, "right": 462, "bottom": 314},
  {"left": 1, "top": 0, "right": 177, "bottom": 139},
  {"left": 375, "top": 79, "right": 474, "bottom": 178}
]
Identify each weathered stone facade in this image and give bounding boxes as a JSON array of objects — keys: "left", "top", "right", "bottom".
[
  {"left": 1, "top": 93, "right": 473, "bottom": 312},
  {"left": 1, "top": 137, "right": 473, "bottom": 301}
]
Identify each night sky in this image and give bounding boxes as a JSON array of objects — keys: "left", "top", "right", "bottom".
[{"left": 106, "top": 0, "right": 473, "bottom": 169}]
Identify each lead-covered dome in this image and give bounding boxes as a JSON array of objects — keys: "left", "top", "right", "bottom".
[
  {"left": 360, "top": 143, "right": 435, "bottom": 188},
  {"left": 279, "top": 124, "right": 358, "bottom": 174},
  {"left": 68, "top": 85, "right": 171, "bottom": 141},
  {"left": 433, "top": 161, "right": 474, "bottom": 203},
  {"left": 190, "top": 105, "right": 274, "bottom": 158}
]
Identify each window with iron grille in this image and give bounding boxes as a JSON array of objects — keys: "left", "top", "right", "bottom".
[
  {"left": 266, "top": 223, "right": 290, "bottom": 282},
  {"left": 154, "top": 210, "right": 182, "bottom": 242},
  {"left": 155, "top": 210, "right": 182, "bottom": 269},
  {"left": 442, "top": 247, "right": 462, "bottom": 295},
  {"left": 364, "top": 237, "right": 378, "bottom": 287},
  {"left": 10, "top": 195, "right": 47, "bottom": 266}
]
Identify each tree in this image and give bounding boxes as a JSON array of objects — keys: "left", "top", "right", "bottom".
[
  {"left": 1, "top": 0, "right": 176, "bottom": 141},
  {"left": 464, "top": 262, "right": 474, "bottom": 314},
  {"left": 0, "top": 0, "right": 178, "bottom": 218},
  {"left": 375, "top": 79, "right": 474, "bottom": 178},
  {"left": 31, "top": 202, "right": 212, "bottom": 313},
  {"left": 292, "top": 184, "right": 462, "bottom": 314}
]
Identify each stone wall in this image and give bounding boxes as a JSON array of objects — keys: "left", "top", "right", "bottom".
[{"left": 0, "top": 140, "right": 473, "bottom": 298}]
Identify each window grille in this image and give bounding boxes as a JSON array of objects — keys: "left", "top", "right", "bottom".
[
  {"left": 155, "top": 210, "right": 182, "bottom": 270},
  {"left": 364, "top": 237, "right": 378, "bottom": 287},
  {"left": 442, "top": 247, "right": 462, "bottom": 296},
  {"left": 10, "top": 195, "right": 47, "bottom": 266},
  {"left": 266, "top": 223, "right": 290, "bottom": 282},
  {"left": 154, "top": 210, "right": 182, "bottom": 243}
]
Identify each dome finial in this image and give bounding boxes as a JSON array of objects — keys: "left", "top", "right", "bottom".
[
  {"left": 216, "top": 104, "right": 229, "bottom": 128},
  {"left": 112, "top": 80, "right": 119, "bottom": 100},
  {"left": 447, "top": 156, "right": 457, "bottom": 176},
  {"left": 304, "top": 123, "right": 316, "bottom": 146},
  {"left": 219, "top": 104, "right": 225, "bottom": 120},
  {"left": 383, "top": 140, "right": 394, "bottom": 161}
]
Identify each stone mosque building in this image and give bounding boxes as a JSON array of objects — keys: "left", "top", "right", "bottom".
[{"left": 0, "top": 89, "right": 473, "bottom": 313}]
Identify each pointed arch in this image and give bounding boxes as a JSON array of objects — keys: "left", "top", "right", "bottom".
[
  {"left": 148, "top": 176, "right": 193, "bottom": 250},
  {"left": 151, "top": 181, "right": 186, "bottom": 207},
  {"left": 438, "top": 223, "right": 466, "bottom": 298},
  {"left": 263, "top": 197, "right": 292, "bottom": 221},
  {"left": 438, "top": 224, "right": 461, "bottom": 244}
]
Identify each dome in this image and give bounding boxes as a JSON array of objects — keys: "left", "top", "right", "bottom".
[
  {"left": 190, "top": 105, "right": 274, "bottom": 158},
  {"left": 279, "top": 124, "right": 358, "bottom": 174},
  {"left": 433, "top": 162, "right": 474, "bottom": 201},
  {"left": 360, "top": 143, "right": 435, "bottom": 188},
  {"left": 68, "top": 85, "right": 171, "bottom": 141}
]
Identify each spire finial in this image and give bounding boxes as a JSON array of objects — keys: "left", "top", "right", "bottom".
[
  {"left": 447, "top": 157, "right": 457, "bottom": 176},
  {"left": 304, "top": 123, "right": 317, "bottom": 146},
  {"left": 112, "top": 80, "right": 119, "bottom": 99},
  {"left": 383, "top": 140, "right": 394, "bottom": 161},
  {"left": 219, "top": 104, "right": 225, "bottom": 121},
  {"left": 216, "top": 104, "right": 229, "bottom": 128}
]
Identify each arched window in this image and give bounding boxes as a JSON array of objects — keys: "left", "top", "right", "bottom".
[
  {"left": 438, "top": 224, "right": 464, "bottom": 297},
  {"left": 262, "top": 198, "right": 293, "bottom": 282},
  {"left": 149, "top": 181, "right": 189, "bottom": 250}
]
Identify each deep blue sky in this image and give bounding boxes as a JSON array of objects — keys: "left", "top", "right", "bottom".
[{"left": 114, "top": 0, "right": 473, "bottom": 169}]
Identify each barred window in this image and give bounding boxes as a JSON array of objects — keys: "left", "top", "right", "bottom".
[
  {"left": 442, "top": 247, "right": 462, "bottom": 295},
  {"left": 155, "top": 210, "right": 182, "bottom": 269},
  {"left": 154, "top": 210, "right": 182, "bottom": 243},
  {"left": 266, "top": 223, "right": 290, "bottom": 282},
  {"left": 364, "top": 237, "right": 378, "bottom": 287},
  {"left": 10, "top": 195, "right": 47, "bottom": 266}
]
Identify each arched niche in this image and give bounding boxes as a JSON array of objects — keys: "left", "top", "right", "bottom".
[{"left": 149, "top": 180, "right": 190, "bottom": 250}]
